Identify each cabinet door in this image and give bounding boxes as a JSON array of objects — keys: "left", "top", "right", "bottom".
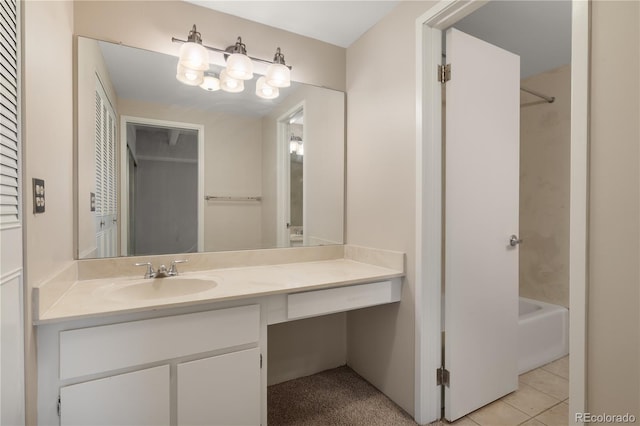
[
  {"left": 60, "top": 365, "right": 170, "bottom": 426},
  {"left": 178, "top": 348, "right": 261, "bottom": 426}
]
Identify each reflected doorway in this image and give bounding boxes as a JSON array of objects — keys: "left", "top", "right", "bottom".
[
  {"left": 120, "top": 116, "right": 204, "bottom": 256},
  {"left": 277, "top": 103, "right": 305, "bottom": 247},
  {"left": 288, "top": 109, "right": 304, "bottom": 246}
]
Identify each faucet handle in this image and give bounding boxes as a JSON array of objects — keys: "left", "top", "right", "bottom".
[
  {"left": 134, "top": 262, "right": 155, "bottom": 279},
  {"left": 169, "top": 259, "right": 188, "bottom": 276}
]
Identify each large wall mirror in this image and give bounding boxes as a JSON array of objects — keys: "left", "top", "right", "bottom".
[{"left": 76, "top": 37, "right": 345, "bottom": 259}]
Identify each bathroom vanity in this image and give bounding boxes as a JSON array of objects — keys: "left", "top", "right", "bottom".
[
  {"left": 34, "top": 245, "right": 403, "bottom": 425},
  {"left": 49, "top": 32, "right": 377, "bottom": 425}
]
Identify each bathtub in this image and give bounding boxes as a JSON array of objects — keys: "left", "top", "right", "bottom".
[{"left": 518, "top": 297, "right": 569, "bottom": 374}]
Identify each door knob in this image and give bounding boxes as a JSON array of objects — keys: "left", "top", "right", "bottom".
[{"left": 509, "top": 235, "right": 522, "bottom": 247}]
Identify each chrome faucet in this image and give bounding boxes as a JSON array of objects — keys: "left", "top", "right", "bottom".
[
  {"left": 134, "top": 260, "right": 188, "bottom": 279},
  {"left": 168, "top": 259, "right": 188, "bottom": 276}
]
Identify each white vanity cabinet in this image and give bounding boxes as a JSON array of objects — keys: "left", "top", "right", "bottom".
[
  {"left": 60, "top": 366, "right": 171, "bottom": 426},
  {"left": 36, "top": 260, "right": 404, "bottom": 426},
  {"left": 39, "top": 304, "right": 262, "bottom": 426},
  {"left": 177, "top": 348, "right": 261, "bottom": 425}
]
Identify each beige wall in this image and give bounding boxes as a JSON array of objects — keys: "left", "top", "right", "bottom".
[
  {"left": 519, "top": 64, "right": 571, "bottom": 308},
  {"left": 268, "top": 314, "right": 346, "bottom": 386},
  {"left": 588, "top": 0, "right": 640, "bottom": 419},
  {"left": 22, "top": 1, "right": 75, "bottom": 424},
  {"left": 73, "top": 1, "right": 345, "bottom": 92},
  {"left": 202, "top": 112, "right": 263, "bottom": 252},
  {"left": 302, "top": 87, "right": 345, "bottom": 246},
  {"left": 345, "top": 1, "right": 435, "bottom": 416}
]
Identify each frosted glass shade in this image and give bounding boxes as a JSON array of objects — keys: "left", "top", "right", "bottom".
[
  {"left": 226, "top": 53, "right": 253, "bottom": 80},
  {"left": 178, "top": 42, "right": 209, "bottom": 71},
  {"left": 220, "top": 70, "right": 244, "bottom": 93},
  {"left": 200, "top": 75, "right": 220, "bottom": 91},
  {"left": 176, "top": 64, "right": 204, "bottom": 86},
  {"left": 265, "top": 63, "right": 290, "bottom": 88},
  {"left": 255, "top": 76, "right": 279, "bottom": 99}
]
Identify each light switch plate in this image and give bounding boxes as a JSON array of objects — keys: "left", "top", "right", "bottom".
[{"left": 33, "top": 178, "right": 45, "bottom": 214}]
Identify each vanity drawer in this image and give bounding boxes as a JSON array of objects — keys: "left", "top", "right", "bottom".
[
  {"left": 59, "top": 304, "right": 259, "bottom": 380},
  {"left": 287, "top": 279, "right": 401, "bottom": 320}
]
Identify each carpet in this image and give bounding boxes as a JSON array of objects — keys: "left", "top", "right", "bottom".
[{"left": 268, "top": 366, "right": 419, "bottom": 426}]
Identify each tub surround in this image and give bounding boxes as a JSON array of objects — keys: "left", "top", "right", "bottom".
[
  {"left": 33, "top": 245, "right": 404, "bottom": 324},
  {"left": 519, "top": 64, "right": 571, "bottom": 308}
]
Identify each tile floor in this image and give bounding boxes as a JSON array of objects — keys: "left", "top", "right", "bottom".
[{"left": 439, "top": 356, "right": 570, "bottom": 426}]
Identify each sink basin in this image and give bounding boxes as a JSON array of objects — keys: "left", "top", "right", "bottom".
[{"left": 108, "top": 277, "right": 217, "bottom": 301}]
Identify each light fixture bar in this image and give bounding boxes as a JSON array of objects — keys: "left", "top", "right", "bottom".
[{"left": 171, "top": 37, "right": 292, "bottom": 70}]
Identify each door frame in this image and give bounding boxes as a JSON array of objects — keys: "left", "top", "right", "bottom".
[
  {"left": 414, "top": 1, "right": 590, "bottom": 424},
  {"left": 119, "top": 116, "right": 205, "bottom": 255},
  {"left": 276, "top": 101, "right": 305, "bottom": 247}
]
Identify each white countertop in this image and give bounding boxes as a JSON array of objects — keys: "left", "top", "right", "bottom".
[{"left": 36, "top": 258, "right": 403, "bottom": 324}]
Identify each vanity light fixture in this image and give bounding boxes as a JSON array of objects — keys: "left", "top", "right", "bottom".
[
  {"left": 200, "top": 74, "right": 220, "bottom": 91},
  {"left": 178, "top": 25, "right": 209, "bottom": 71},
  {"left": 176, "top": 63, "right": 204, "bottom": 86},
  {"left": 220, "top": 69, "right": 244, "bottom": 93},
  {"left": 172, "top": 25, "right": 292, "bottom": 99},
  {"left": 225, "top": 37, "right": 253, "bottom": 80},
  {"left": 256, "top": 76, "right": 279, "bottom": 99},
  {"left": 290, "top": 135, "right": 303, "bottom": 155},
  {"left": 265, "top": 48, "right": 291, "bottom": 88}
]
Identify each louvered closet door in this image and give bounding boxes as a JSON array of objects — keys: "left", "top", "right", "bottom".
[
  {"left": 0, "top": 1, "right": 19, "bottom": 226},
  {"left": 0, "top": 0, "right": 25, "bottom": 424},
  {"left": 95, "top": 79, "right": 117, "bottom": 258}
]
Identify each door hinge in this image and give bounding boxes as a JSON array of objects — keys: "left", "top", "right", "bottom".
[
  {"left": 260, "top": 353, "right": 263, "bottom": 369},
  {"left": 438, "top": 64, "right": 451, "bottom": 83},
  {"left": 57, "top": 395, "right": 61, "bottom": 417},
  {"left": 436, "top": 367, "right": 450, "bottom": 387}
]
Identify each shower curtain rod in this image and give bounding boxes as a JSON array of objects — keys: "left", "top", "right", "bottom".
[{"left": 519, "top": 87, "right": 555, "bottom": 103}]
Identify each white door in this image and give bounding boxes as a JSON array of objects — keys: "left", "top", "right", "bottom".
[
  {"left": 60, "top": 365, "right": 170, "bottom": 426},
  {"left": 444, "top": 28, "right": 520, "bottom": 421},
  {"left": 177, "top": 348, "right": 261, "bottom": 426}
]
